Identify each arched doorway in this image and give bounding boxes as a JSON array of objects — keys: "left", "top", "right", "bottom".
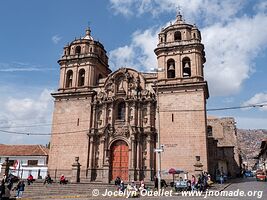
[{"left": 110, "top": 140, "right": 129, "bottom": 181}]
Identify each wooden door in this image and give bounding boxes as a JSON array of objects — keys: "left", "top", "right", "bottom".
[{"left": 111, "top": 140, "right": 129, "bottom": 181}]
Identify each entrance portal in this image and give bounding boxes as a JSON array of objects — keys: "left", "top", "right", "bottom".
[{"left": 110, "top": 140, "right": 129, "bottom": 181}]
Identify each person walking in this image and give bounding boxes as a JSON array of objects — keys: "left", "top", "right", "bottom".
[
  {"left": 15, "top": 180, "right": 25, "bottom": 198},
  {"left": 154, "top": 176, "right": 158, "bottom": 190}
]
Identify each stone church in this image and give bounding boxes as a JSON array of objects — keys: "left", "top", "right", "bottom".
[{"left": 48, "top": 13, "right": 209, "bottom": 183}]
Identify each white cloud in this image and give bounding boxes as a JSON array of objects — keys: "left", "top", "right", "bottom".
[
  {"left": 109, "top": 11, "right": 267, "bottom": 96},
  {"left": 242, "top": 93, "right": 267, "bottom": 111},
  {"left": 254, "top": 0, "right": 267, "bottom": 13},
  {"left": 52, "top": 34, "right": 62, "bottom": 44},
  {"left": 0, "top": 62, "right": 54, "bottom": 72},
  {"left": 0, "top": 89, "right": 53, "bottom": 144},
  {"left": 203, "top": 14, "right": 267, "bottom": 95},
  {"left": 109, "top": 28, "right": 158, "bottom": 71},
  {"left": 109, "top": 0, "right": 244, "bottom": 24},
  {"left": 109, "top": 45, "right": 135, "bottom": 69},
  {"left": 109, "top": 0, "right": 134, "bottom": 17}
]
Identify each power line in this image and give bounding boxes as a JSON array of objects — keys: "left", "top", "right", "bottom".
[
  {"left": 0, "top": 103, "right": 266, "bottom": 136},
  {"left": 0, "top": 120, "right": 90, "bottom": 129},
  {"left": 159, "top": 103, "right": 267, "bottom": 112},
  {"left": 0, "top": 129, "right": 89, "bottom": 136}
]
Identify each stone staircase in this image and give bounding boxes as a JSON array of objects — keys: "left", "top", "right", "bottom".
[{"left": 10, "top": 182, "right": 117, "bottom": 199}]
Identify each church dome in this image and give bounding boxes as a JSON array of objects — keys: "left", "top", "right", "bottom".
[{"left": 59, "top": 27, "right": 108, "bottom": 66}]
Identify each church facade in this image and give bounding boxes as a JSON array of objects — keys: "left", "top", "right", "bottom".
[{"left": 48, "top": 14, "right": 209, "bottom": 183}]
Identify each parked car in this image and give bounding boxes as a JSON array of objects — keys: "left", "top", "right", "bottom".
[{"left": 256, "top": 170, "right": 266, "bottom": 182}]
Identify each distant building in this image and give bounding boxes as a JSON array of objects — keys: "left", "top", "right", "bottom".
[
  {"left": 207, "top": 117, "right": 242, "bottom": 178},
  {"left": 257, "top": 139, "right": 267, "bottom": 172},
  {"left": 0, "top": 144, "right": 49, "bottom": 179}
]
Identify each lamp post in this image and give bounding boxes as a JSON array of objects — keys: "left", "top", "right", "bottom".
[{"left": 151, "top": 67, "right": 164, "bottom": 191}]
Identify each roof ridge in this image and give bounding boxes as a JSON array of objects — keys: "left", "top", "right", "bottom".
[{"left": 38, "top": 145, "right": 48, "bottom": 155}]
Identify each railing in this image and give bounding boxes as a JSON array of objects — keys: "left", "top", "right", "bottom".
[{"left": 8, "top": 168, "right": 48, "bottom": 180}]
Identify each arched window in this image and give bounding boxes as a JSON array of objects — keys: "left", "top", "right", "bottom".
[
  {"left": 75, "top": 46, "right": 81, "bottom": 54},
  {"left": 117, "top": 101, "right": 125, "bottom": 120},
  {"left": 167, "top": 59, "right": 175, "bottom": 78},
  {"left": 182, "top": 57, "right": 191, "bottom": 77},
  {"left": 174, "top": 31, "right": 182, "bottom": 41},
  {"left": 207, "top": 126, "right": 213, "bottom": 137},
  {"left": 78, "top": 69, "right": 85, "bottom": 86},
  {"left": 66, "top": 70, "right": 73, "bottom": 88}
]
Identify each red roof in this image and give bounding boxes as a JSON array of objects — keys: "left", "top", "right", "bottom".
[{"left": 0, "top": 144, "right": 49, "bottom": 156}]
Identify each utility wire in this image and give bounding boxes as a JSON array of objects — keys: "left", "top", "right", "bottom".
[
  {"left": 0, "top": 129, "right": 89, "bottom": 136},
  {"left": 0, "top": 120, "right": 90, "bottom": 129},
  {"left": 0, "top": 103, "right": 266, "bottom": 136}
]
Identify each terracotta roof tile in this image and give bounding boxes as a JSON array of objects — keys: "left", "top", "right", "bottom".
[{"left": 0, "top": 144, "right": 49, "bottom": 156}]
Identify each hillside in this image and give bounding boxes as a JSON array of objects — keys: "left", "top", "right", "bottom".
[{"left": 237, "top": 129, "right": 267, "bottom": 168}]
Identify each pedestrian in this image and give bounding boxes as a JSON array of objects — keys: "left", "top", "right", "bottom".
[
  {"left": 119, "top": 180, "right": 125, "bottom": 192},
  {"left": 15, "top": 180, "right": 25, "bottom": 198},
  {"left": 114, "top": 177, "right": 121, "bottom": 190},
  {"left": 220, "top": 172, "right": 224, "bottom": 184},
  {"left": 154, "top": 176, "right": 158, "bottom": 189},
  {"left": 0, "top": 179, "right": 5, "bottom": 199},
  {"left": 191, "top": 175, "right": 196, "bottom": 191},
  {"left": 1, "top": 175, "right": 7, "bottom": 183},
  {"left": 139, "top": 180, "right": 146, "bottom": 191}
]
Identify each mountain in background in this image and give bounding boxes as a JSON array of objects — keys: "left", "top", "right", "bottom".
[{"left": 237, "top": 129, "right": 267, "bottom": 168}]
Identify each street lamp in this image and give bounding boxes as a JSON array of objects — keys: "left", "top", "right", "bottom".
[{"left": 151, "top": 67, "right": 164, "bottom": 191}]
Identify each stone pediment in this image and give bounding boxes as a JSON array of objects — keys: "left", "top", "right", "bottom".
[{"left": 103, "top": 68, "right": 146, "bottom": 98}]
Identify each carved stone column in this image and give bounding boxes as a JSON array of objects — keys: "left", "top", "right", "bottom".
[
  {"left": 144, "top": 134, "right": 152, "bottom": 181},
  {"left": 137, "top": 102, "right": 142, "bottom": 127},
  {"left": 129, "top": 137, "right": 135, "bottom": 181},
  {"left": 125, "top": 101, "right": 129, "bottom": 123},
  {"left": 136, "top": 136, "right": 140, "bottom": 180},
  {"left": 103, "top": 104, "right": 107, "bottom": 125},
  {"left": 132, "top": 102, "right": 136, "bottom": 126},
  {"left": 92, "top": 104, "right": 97, "bottom": 129},
  {"left": 147, "top": 102, "right": 151, "bottom": 127},
  {"left": 87, "top": 136, "right": 94, "bottom": 181}
]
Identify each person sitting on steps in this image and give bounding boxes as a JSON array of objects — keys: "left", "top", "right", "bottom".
[
  {"left": 43, "top": 174, "right": 53, "bottom": 185},
  {"left": 59, "top": 174, "right": 68, "bottom": 184}
]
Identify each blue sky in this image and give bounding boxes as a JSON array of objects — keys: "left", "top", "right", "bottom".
[{"left": 0, "top": 0, "right": 267, "bottom": 145}]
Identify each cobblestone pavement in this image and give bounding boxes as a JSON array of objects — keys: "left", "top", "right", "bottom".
[{"left": 17, "top": 177, "right": 266, "bottom": 200}]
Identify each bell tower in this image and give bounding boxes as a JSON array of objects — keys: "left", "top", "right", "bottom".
[
  {"left": 154, "top": 13, "right": 209, "bottom": 175},
  {"left": 48, "top": 28, "right": 111, "bottom": 180},
  {"left": 58, "top": 27, "right": 111, "bottom": 91},
  {"left": 154, "top": 12, "right": 206, "bottom": 82}
]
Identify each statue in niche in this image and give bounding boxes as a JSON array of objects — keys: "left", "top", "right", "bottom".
[{"left": 117, "top": 76, "right": 125, "bottom": 93}]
